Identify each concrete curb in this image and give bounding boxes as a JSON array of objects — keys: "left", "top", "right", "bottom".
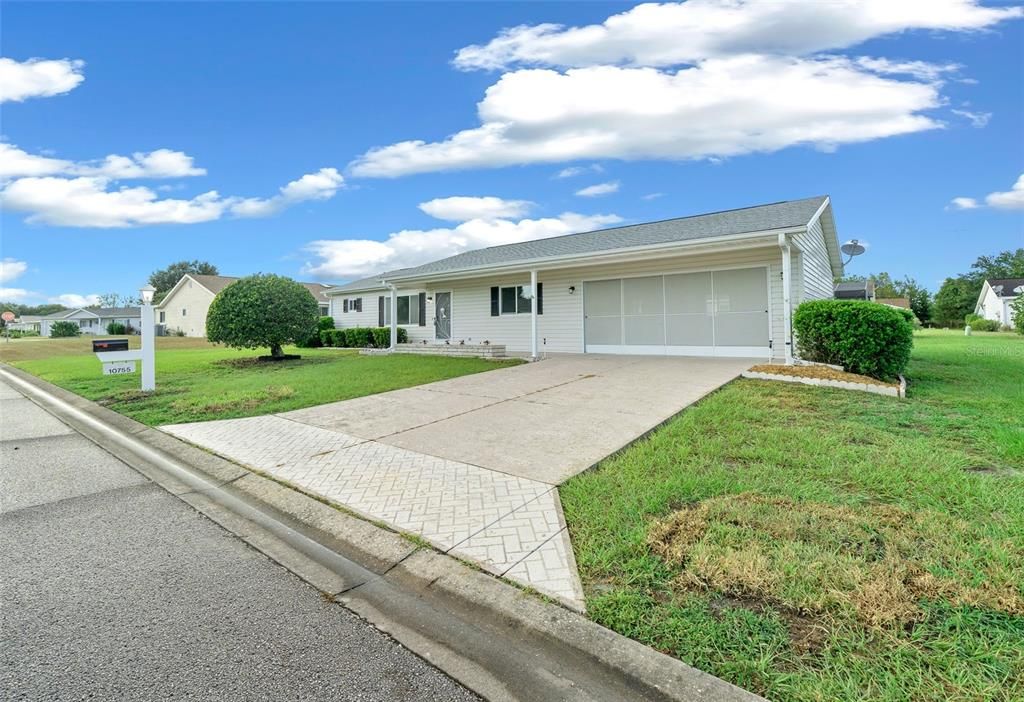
[{"left": 1, "top": 364, "right": 765, "bottom": 702}]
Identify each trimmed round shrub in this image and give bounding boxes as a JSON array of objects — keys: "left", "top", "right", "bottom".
[
  {"left": 793, "top": 300, "right": 913, "bottom": 380},
  {"left": 50, "top": 320, "right": 81, "bottom": 337},
  {"left": 206, "top": 274, "right": 319, "bottom": 358}
]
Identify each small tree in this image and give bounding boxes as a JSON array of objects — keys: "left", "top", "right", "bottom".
[
  {"left": 149, "top": 260, "right": 219, "bottom": 304},
  {"left": 50, "top": 321, "right": 81, "bottom": 338},
  {"left": 206, "top": 274, "right": 318, "bottom": 359},
  {"left": 1011, "top": 295, "right": 1024, "bottom": 335},
  {"left": 106, "top": 321, "right": 128, "bottom": 335}
]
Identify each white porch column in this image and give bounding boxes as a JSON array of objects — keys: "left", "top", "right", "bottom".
[
  {"left": 141, "top": 301, "right": 156, "bottom": 391},
  {"left": 530, "top": 269, "right": 539, "bottom": 361},
  {"left": 778, "top": 233, "right": 793, "bottom": 365},
  {"left": 389, "top": 286, "right": 398, "bottom": 350}
]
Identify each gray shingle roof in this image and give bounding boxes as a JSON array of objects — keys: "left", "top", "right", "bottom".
[
  {"left": 389, "top": 196, "right": 827, "bottom": 280},
  {"left": 987, "top": 278, "right": 1024, "bottom": 297},
  {"left": 93, "top": 307, "right": 141, "bottom": 317}
]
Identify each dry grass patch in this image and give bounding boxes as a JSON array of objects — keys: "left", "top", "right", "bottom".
[
  {"left": 169, "top": 385, "right": 297, "bottom": 415},
  {"left": 648, "top": 494, "right": 1023, "bottom": 629}
]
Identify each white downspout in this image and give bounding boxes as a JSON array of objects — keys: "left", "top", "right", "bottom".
[
  {"left": 530, "top": 269, "right": 539, "bottom": 361},
  {"left": 385, "top": 283, "right": 398, "bottom": 351},
  {"left": 778, "top": 232, "right": 793, "bottom": 365}
]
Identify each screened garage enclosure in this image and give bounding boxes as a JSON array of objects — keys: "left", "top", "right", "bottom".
[{"left": 583, "top": 267, "right": 770, "bottom": 357}]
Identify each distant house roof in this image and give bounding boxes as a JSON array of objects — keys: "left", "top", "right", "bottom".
[
  {"left": 834, "top": 279, "right": 875, "bottom": 299},
  {"left": 329, "top": 195, "right": 835, "bottom": 292},
  {"left": 94, "top": 307, "right": 141, "bottom": 317},
  {"left": 167, "top": 274, "right": 334, "bottom": 303},
  {"left": 42, "top": 309, "right": 77, "bottom": 319},
  {"left": 987, "top": 278, "right": 1024, "bottom": 297},
  {"left": 876, "top": 297, "right": 910, "bottom": 309}
]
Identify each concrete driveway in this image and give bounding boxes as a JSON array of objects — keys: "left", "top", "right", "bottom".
[
  {"left": 163, "top": 355, "right": 751, "bottom": 608},
  {"left": 283, "top": 354, "right": 751, "bottom": 484}
]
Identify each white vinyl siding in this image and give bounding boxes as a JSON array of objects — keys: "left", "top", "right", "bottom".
[
  {"left": 156, "top": 277, "right": 216, "bottom": 337},
  {"left": 328, "top": 289, "right": 434, "bottom": 343},
  {"left": 794, "top": 216, "right": 835, "bottom": 303}
]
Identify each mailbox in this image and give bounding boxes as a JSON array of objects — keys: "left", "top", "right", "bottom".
[{"left": 93, "top": 338, "right": 130, "bottom": 353}]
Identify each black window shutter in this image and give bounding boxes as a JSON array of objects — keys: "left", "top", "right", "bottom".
[
  {"left": 490, "top": 287, "right": 499, "bottom": 316},
  {"left": 343, "top": 299, "right": 349, "bottom": 313},
  {"left": 418, "top": 292, "right": 426, "bottom": 326},
  {"left": 537, "top": 283, "right": 543, "bottom": 315},
  {"left": 378, "top": 296, "right": 385, "bottom": 327}
]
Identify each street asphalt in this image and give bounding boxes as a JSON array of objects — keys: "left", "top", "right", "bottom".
[{"left": 0, "top": 378, "right": 479, "bottom": 702}]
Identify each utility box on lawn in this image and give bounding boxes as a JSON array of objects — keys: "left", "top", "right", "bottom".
[{"left": 93, "top": 338, "right": 130, "bottom": 353}]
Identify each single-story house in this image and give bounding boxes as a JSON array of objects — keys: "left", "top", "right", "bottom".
[
  {"left": 156, "top": 274, "right": 332, "bottom": 337},
  {"left": 326, "top": 195, "right": 842, "bottom": 362},
  {"left": 974, "top": 277, "right": 1023, "bottom": 327},
  {"left": 7, "top": 315, "right": 42, "bottom": 333},
  {"left": 39, "top": 307, "right": 141, "bottom": 337},
  {"left": 834, "top": 279, "right": 875, "bottom": 300}
]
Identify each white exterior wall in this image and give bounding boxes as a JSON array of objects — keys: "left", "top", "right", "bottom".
[
  {"left": 425, "top": 246, "right": 789, "bottom": 360},
  {"left": 975, "top": 284, "right": 1017, "bottom": 326},
  {"left": 330, "top": 289, "right": 435, "bottom": 343},
  {"left": 794, "top": 217, "right": 836, "bottom": 303},
  {"left": 157, "top": 278, "right": 216, "bottom": 337}
]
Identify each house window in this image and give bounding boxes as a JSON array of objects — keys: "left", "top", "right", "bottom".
[
  {"left": 159, "top": 311, "right": 166, "bottom": 323},
  {"left": 319, "top": 304, "right": 329, "bottom": 316},
  {"left": 182, "top": 308, "right": 187, "bottom": 316},
  {"left": 342, "top": 298, "right": 362, "bottom": 314},
  {"left": 383, "top": 295, "right": 419, "bottom": 325},
  {"left": 500, "top": 286, "right": 531, "bottom": 314}
]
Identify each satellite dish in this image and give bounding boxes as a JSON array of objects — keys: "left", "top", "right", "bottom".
[{"left": 841, "top": 239, "right": 867, "bottom": 265}]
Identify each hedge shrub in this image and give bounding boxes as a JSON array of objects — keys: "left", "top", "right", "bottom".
[
  {"left": 792, "top": 299, "right": 913, "bottom": 381},
  {"left": 50, "top": 320, "right": 81, "bottom": 337},
  {"left": 319, "top": 326, "right": 408, "bottom": 348},
  {"left": 298, "top": 316, "right": 336, "bottom": 348},
  {"left": 964, "top": 314, "right": 1001, "bottom": 332},
  {"left": 106, "top": 321, "right": 128, "bottom": 335}
]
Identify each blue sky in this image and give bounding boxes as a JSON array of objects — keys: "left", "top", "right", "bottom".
[{"left": 2, "top": 1, "right": 1022, "bottom": 306}]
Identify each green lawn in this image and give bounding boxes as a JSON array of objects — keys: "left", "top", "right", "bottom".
[
  {"left": 2, "top": 336, "right": 519, "bottom": 425},
  {"left": 561, "top": 330, "right": 1024, "bottom": 702}
]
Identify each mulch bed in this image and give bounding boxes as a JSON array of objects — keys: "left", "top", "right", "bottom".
[{"left": 749, "top": 363, "right": 897, "bottom": 388}]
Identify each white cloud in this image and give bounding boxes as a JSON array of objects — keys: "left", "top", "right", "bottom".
[
  {"left": 1, "top": 166, "right": 342, "bottom": 228},
  {"left": 948, "top": 196, "right": 979, "bottom": 210},
  {"left": 418, "top": 195, "right": 533, "bottom": 221},
  {"left": 555, "top": 164, "right": 603, "bottom": 178},
  {"left": 303, "top": 203, "right": 622, "bottom": 279},
  {"left": 0, "top": 288, "right": 32, "bottom": 302},
  {"left": 0, "top": 57, "right": 85, "bottom": 103},
  {"left": 0, "top": 258, "right": 28, "bottom": 283},
  {"left": 641, "top": 192, "right": 663, "bottom": 200},
  {"left": 453, "top": 1, "right": 1022, "bottom": 71},
  {"left": 351, "top": 57, "right": 943, "bottom": 176},
  {"left": 50, "top": 293, "right": 101, "bottom": 307},
  {"left": 351, "top": 1, "right": 1020, "bottom": 178},
  {"left": 985, "top": 174, "right": 1024, "bottom": 210},
  {"left": 949, "top": 174, "right": 1024, "bottom": 211},
  {"left": 575, "top": 181, "right": 619, "bottom": 197},
  {"left": 230, "top": 168, "right": 344, "bottom": 218},
  {"left": 951, "top": 108, "right": 991, "bottom": 127},
  {"left": 0, "top": 143, "right": 205, "bottom": 179}
]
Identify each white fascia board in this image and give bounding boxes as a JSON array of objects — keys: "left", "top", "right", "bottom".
[
  {"left": 383, "top": 228, "right": 803, "bottom": 287},
  {"left": 807, "top": 197, "right": 843, "bottom": 278},
  {"left": 324, "top": 285, "right": 388, "bottom": 297}
]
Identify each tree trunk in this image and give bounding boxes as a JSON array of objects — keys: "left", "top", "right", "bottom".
[{"left": 270, "top": 343, "right": 283, "bottom": 358}]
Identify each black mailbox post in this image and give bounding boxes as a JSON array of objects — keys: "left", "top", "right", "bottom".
[{"left": 93, "top": 338, "right": 130, "bottom": 353}]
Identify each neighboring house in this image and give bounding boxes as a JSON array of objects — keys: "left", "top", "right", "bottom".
[
  {"left": 834, "top": 279, "right": 875, "bottom": 300},
  {"left": 974, "top": 278, "right": 1024, "bottom": 327},
  {"left": 39, "top": 307, "right": 141, "bottom": 337},
  {"left": 326, "top": 195, "right": 842, "bottom": 362},
  {"left": 8, "top": 315, "right": 42, "bottom": 333},
  {"left": 156, "top": 274, "right": 333, "bottom": 337},
  {"left": 876, "top": 297, "right": 910, "bottom": 309}
]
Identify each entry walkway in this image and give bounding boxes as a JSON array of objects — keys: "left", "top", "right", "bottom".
[{"left": 162, "top": 355, "right": 752, "bottom": 608}]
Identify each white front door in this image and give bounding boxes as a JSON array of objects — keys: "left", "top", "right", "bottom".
[{"left": 583, "top": 267, "right": 770, "bottom": 357}]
